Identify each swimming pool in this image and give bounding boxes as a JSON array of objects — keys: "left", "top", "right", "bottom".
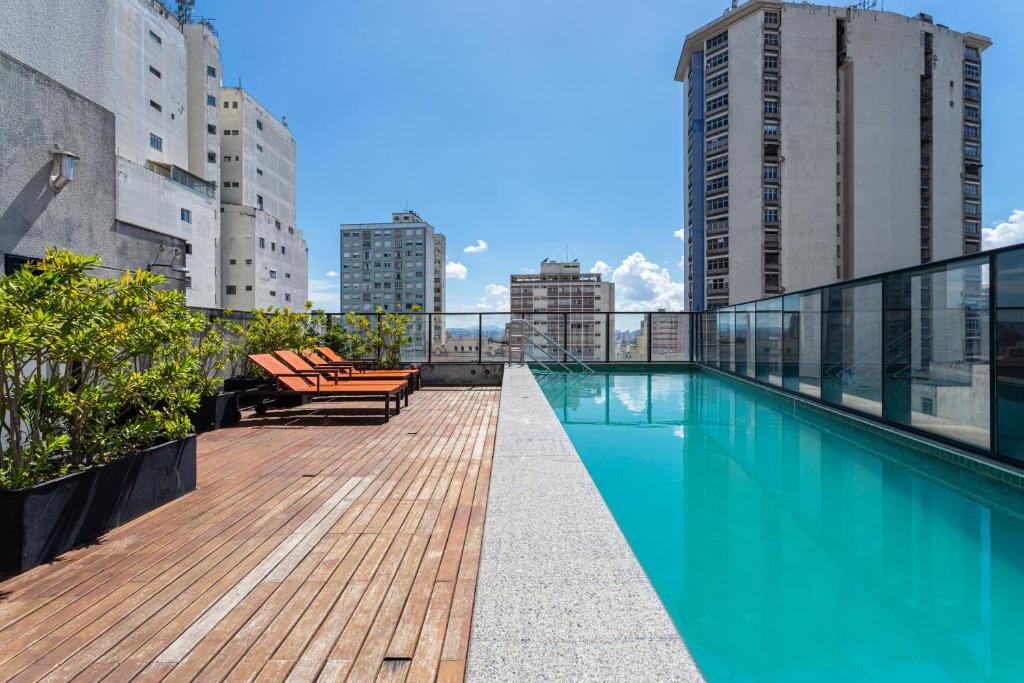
[{"left": 536, "top": 368, "right": 1024, "bottom": 682}]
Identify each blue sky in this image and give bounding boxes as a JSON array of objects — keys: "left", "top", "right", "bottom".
[{"left": 201, "top": 0, "right": 1024, "bottom": 311}]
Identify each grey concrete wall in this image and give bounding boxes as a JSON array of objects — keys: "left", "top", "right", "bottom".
[
  {"left": 0, "top": 50, "right": 185, "bottom": 280},
  {"left": 417, "top": 363, "right": 504, "bottom": 386}
]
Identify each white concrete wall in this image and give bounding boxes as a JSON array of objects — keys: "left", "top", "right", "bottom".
[
  {"left": 724, "top": 11, "right": 764, "bottom": 306},
  {"left": 116, "top": 157, "right": 219, "bottom": 307},
  {"left": 183, "top": 23, "right": 221, "bottom": 184},
  {"left": 221, "top": 206, "right": 307, "bottom": 310},
  {"left": 779, "top": 4, "right": 840, "bottom": 293},
  {"left": 930, "top": 27, "right": 968, "bottom": 261}
]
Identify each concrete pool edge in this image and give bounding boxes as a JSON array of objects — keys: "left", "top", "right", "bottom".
[{"left": 465, "top": 365, "right": 704, "bottom": 682}]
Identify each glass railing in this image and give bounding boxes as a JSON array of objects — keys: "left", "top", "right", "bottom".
[{"left": 694, "top": 243, "right": 1024, "bottom": 465}]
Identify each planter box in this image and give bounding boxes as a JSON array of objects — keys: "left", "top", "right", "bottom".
[
  {"left": 224, "top": 377, "right": 267, "bottom": 408},
  {"left": 190, "top": 391, "right": 241, "bottom": 431},
  {"left": 0, "top": 436, "right": 197, "bottom": 574}
]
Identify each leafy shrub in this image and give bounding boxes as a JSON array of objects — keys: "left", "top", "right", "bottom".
[
  {"left": 238, "top": 302, "right": 318, "bottom": 378},
  {"left": 0, "top": 249, "right": 202, "bottom": 489},
  {"left": 309, "top": 309, "right": 366, "bottom": 360},
  {"left": 192, "top": 313, "right": 245, "bottom": 396},
  {"left": 344, "top": 306, "right": 418, "bottom": 369}
]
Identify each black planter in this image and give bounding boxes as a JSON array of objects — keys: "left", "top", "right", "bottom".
[
  {"left": 0, "top": 436, "right": 197, "bottom": 574},
  {"left": 190, "top": 391, "right": 241, "bottom": 431},
  {"left": 224, "top": 377, "right": 267, "bottom": 408}
]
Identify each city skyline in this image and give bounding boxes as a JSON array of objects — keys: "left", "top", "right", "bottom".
[{"left": 182, "top": 1, "right": 1021, "bottom": 310}]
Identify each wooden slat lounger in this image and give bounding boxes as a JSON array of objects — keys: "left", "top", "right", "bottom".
[
  {"left": 316, "top": 347, "right": 422, "bottom": 382},
  {"left": 247, "top": 353, "right": 408, "bottom": 422},
  {"left": 298, "top": 349, "right": 422, "bottom": 390}
]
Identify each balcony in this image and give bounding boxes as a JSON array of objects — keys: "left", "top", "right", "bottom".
[{"left": 145, "top": 160, "right": 216, "bottom": 199}]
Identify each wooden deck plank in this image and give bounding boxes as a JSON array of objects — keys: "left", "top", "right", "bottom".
[{"left": 0, "top": 388, "right": 498, "bottom": 682}]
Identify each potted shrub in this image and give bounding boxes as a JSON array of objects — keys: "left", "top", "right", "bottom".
[
  {"left": 189, "top": 313, "right": 244, "bottom": 431},
  {"left": 345, "top": 306, "right": 418, "bottom": 369},
  {"left": 0, "top": 249, "right": 202, "bottom": 573}
]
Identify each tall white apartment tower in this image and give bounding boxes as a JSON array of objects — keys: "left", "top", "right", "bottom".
[
  {"left": 676, "top": 1, "right": 991, "bottom": 310},
  {"left": 510, "top": 261, "right": 615, "bottom": 362},
  {"left": 219, "top": 87, "right": 308, "bottom": 310}
]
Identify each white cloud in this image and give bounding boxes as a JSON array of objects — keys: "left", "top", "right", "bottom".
[
  {"left": 983, "top": 210, "right": 1024, "bottom": 250},
  {"left": 464, "top": 239, "right": 488, "bottom": 254},
  {"left": 458, "top": 283, "right": 510, "bottom": 311},
  {"left": 446, "top": 261, "right": 468, "bottom": 279},
  {"left": 325, "top": 270, "right": 338, "bottom": 277},
  {"left": 594, "top": 251, "right": 686, "bottom": 311},
  {"left": 673, "top": 228, "right": 686, "bottom": 269},
  {"left": 307, "top": 278, "right": 340, "bottom": 311}
]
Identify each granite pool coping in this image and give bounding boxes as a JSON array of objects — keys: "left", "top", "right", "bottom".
[{"left": 465, "top": 365, "right": 704, "bottom": 682}]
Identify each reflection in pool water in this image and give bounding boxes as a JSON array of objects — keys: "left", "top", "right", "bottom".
[{"left": 537, "top": 369, "right": 1024, "bottom": 683}]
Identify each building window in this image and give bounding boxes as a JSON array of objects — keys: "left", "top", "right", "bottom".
[
  {"left": 764, "top": 121, "right": 779, "bottom": 136},
  {"left": 184, "top": 242, "right": 192, "bottom": 255},
  {"left": 269, "top": 269, "right": 277, "bottom": 279},
  {"left": 150, "top": 100, "right": 162, "bottom": 112},
  {"left": 764, "top": 185, "right": 778, "bottom": 201},
  {"left": 764, "top": 79, "right": 779, "bottom": 93},
  {"left": 708, "top": 277, "right": 728, "bottom": 291},
  {"left": 965, "top": 221, "right": 980, "bottom": 236},
  {"left": 285, "top": 293, "right": 291, "bottom": 302},
  {"left": 207, "top": 65, "right": 217, "bottom": 78},
  {"left": 224, "top": 101, "right": 230, "bottom": 109},
  {"left": 149, "top": 29, "right": 162, "bottom": 45},
  {"left": 707, "top": 71, "right": 728, "bottom": 90},
  {"left": 150, "top": 133, "right": 163, "bottom": 151},
  {"left": 232, "top": 101, "right": 238, "bottom": 109},
  {"left": 245, "top": 258, "right": 253, "bottom": 264},
  {"left": 964, "top": 63, "right": 980, "bottom": 79},
  {"left": 180, "top": 208, "right": 192, "bottom": 223},
  {"left": 706, "top": 155, "right": 728, "bottom": 173},
  {"left": 257, "top": 194, "right": 264, "bottom": 210},
  {"left": 285, "top": 272, "right": 291, "bottom": 278},
  {"left": 707, "top": 195, "right": 729, "bottom": 212},
  {"left": 149, "top": 65, "right": 161, "bottom": 78},
  {"left": 259, "top": 237, "right": 266, "bottom": 248},
  {"left": 275, "top": 219, "right": 281, "bottom": 229},
  {"left": 256, "top": 168, "right": 264, "bottom": 176},
  {"left": 764, "top": 208, "right": 778, "bottom": 222},
  {"left": 965, "top": 202, "right": 979, "bottom": 216},
  {"left": 764, "top": 33, "right": 779, "bottom": 47},
  {"left": 764, "top": 164, "right": 778, "bottom": 179},
  {"left": 706, "top": 114, "right": 728, "bottom": 132},
  {"left": 964, "top": 124, "right": 979, "bottom": 139},
  {"left": 706, "top": 31, "right": 728, "bottom": 51},
  {"left": 281, "top": 246, "right": 287, "bottom": 255},
  {"left": 706, "top": 175, "right": 728, "bottom": 192},
  {"left": 207, "top": 124, "right": 217, "bottom": 134},
  {"left": 207, "top": 94, "right": 216, "bottom": 107},
  {"left": 965, "top": 143, "right": 980, "bottom": 158},
  {"left": 245, "top": 285, "right": 253, "bottom": 291},
  {"left": 764, "top": 100, "right": 779, "bottom": 114},
  {"left": 764, "top": 55, "right": 778, "bottom": 70},
  {"left": 271, "top": 242, "right": 276, "bottom": 251},
  {"left": 706, "top": 50, "right": 728, "bottom": 70},
  {"left": 706, "top": 135, "right": 728, "bottom": 154},
  {"left": 256, "top": 143, "right": 263, "bottom": 153},
  {"left": 269, "top": 290, "right": 276, "bottom": 297},
  {"left": 706, "top": 93, "right": 728, "bottom": 113},
  {"left": 256, "top": 120, "right": 264, "bottom": 131},
  {"left": 289, "top": 226, "right": 294, "bottom": 234},
  {"left": 965, "top": 84, "right": 980, "bottom": 100},
  {"left": 225, "top": 285, "right": 237, "bottom": 295},
  {"left": 764, "top": 11, "right": 780, "bottom": 25},
  {"left": 965, "top": 105, "right": 980, "bottom": 120},
  {"left": 964, "top": 183, "right": 979, "bottom": 198},
  {"left": 229, "top": 258, "right": 237, "bottom": 265}
]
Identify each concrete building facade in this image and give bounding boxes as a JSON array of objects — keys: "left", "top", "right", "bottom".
[
  {"left": 339, "top": 211, "right": 447, "bottom": 355},
  {"left": 0, "top": 0, "right": 222, "bottom": 305},
  {"left": 510, "top": 261, "right": 615, "bottom": 362},
  {"left": 676, "top": 1, "right": 991, "bottom": 310},
  {"left": 219, "top": 87, "right": 307, "bottom": 309}
]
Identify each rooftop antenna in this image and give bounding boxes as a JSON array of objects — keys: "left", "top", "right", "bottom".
[{"left": 175, "top": 0, "right": 195, "bottom": 23}]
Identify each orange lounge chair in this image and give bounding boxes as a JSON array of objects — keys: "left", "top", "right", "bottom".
[
  {"left": 275, "top": 350, "right": 419, "bottom": 392},
  {"left": 316, "top": 347, "right": 421, "bottom": 380},
  {"left": 247, "top": 353, "right": 407, "bottom": 422},
  {"left": 299, "top": 349, "right": 421, "bottom": 390}
]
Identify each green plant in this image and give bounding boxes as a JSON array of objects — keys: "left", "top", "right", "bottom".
[
  {"left": 238, "top": 302, "right": 318, "bottom": 378},
  {"left": 192, "top": 313, "right": 244, "bottom": 396},
  {"left": 309, "top": 309, "right": 366, "bottom": 360},
  {"left": 0, "top": 249, "right": 202, "bottom": 489},
  {"left": 346, "top": 306, "right": 418, "bottom": 370}
]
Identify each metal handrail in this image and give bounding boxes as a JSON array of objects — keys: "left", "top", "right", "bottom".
[{"left": 508, "top": 319, "right": 594, "bottom": 375}]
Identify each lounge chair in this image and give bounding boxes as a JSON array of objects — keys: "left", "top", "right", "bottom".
[
  {"left": 299, "top": 349, "right": 422, "bottom": 390},
  {"left": 275, "top": 350, "right": 420, "bottom": 392},
  {"left": 247, "top": 353, "right": 407, "bottom": 422}
]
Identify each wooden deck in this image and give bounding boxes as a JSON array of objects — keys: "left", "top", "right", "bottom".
[{"left": 0, "top": 387, "right": 499, "bottom": 682}]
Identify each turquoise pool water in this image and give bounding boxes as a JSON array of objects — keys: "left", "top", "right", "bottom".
[{"left": 536, "top": 368, "right": 1024, "bottom": 683}]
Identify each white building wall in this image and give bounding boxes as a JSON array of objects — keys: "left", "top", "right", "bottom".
[
  {"left": 779, "top": 5, "right": 840, "bottom": 293},
  {"left": 115, "top": 157, "right": 219, "bottom": 307},
  {"left": 183, "top": 23, "right": 221, "bottom": 184},
  {"left": 930, "top": 27, "right": 969, "bottom": 262}
]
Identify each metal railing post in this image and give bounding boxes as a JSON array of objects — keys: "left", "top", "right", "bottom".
[
  {"left": 605, "top": 312, "right": 611, "bottom": 362},
  {"left": 990, "top": 252, "right": 998, "bottom": 457},
  {"left": 427, "top": 313, "right": 432, "bottom": 364},
  {"left": 646, "top": 313, "right": 653, "bottom": 362},
  {"left": 478, "top": 313, "right": 483, "bottom": 364},
  {"left": 563, "top": 312, "right": 569, "bottom": 364}
]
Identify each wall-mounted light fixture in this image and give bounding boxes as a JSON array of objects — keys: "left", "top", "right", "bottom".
[{"left": 48, "top": 147, "right": 81, "bottom": 193}]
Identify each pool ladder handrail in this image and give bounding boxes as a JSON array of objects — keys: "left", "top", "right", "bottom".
[{"left": 508, "top": 318, "right": 595, "bottom": 376}]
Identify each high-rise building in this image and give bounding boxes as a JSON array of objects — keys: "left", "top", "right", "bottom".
[
  {"left": 0, "top": 0, "right": 222, "bottom": 306},
  {"left": 219, "top": 87, "right": 308, "bottom": 309},
  {"left": 676, "top": 1, "right": 991, "bottom": 311},
  {"left": 510, "top": 261, "right": 615, "bottom": 362},
  {"left": 637, "top": 310, "right": 688, "bottom": 361},
  {"left": 339, "top": 211, "right": 446, "bottom": 355}
]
